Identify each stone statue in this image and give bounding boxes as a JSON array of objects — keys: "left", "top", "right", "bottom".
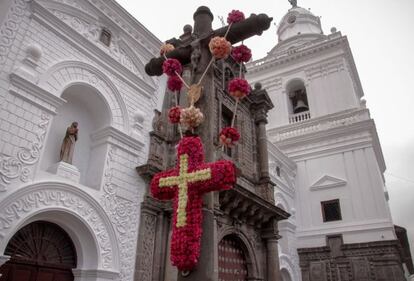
[
  {"left": 288, "top": 0, "right": 297, "bottom": 7},
  {"left": 60, "top": 122, "right": 78, "bottom": 164}
]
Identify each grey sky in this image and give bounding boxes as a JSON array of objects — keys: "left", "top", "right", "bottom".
[{"left": 117, "top": 0, "right": 414, "bottom": 255}]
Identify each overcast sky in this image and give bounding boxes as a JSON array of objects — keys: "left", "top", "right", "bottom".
[{"left": 117, "top": 0, "right": 414, "bottom": 255}]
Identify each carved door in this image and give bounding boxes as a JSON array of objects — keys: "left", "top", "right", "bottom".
[
  {"left": 0, "top": 221, "right": 76, "bottom": 281},
  {"left": 218, "top": 236, "right": 248, "bottom": 281}
]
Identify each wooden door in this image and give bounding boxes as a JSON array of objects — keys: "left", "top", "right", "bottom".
[
  {"left": 218, "top": 235, "right": 248, "bottom": 281},
  {"left": 0, "top": 221, "right": 76, "bottom": 281}
]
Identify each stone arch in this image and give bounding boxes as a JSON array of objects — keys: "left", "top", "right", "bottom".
[
  {"left": 218, "top": 226, "right": 260, "bottom": 278},
  {"left": 39, "top": 60, "right": 129, "bottom": 130},
  {"left": 0, "top": 181, "right": 120, "bottom": 275},
  {"left": 284, "top": 77, "right": 310, "bottom": 117},
  {"left": 279, "top": 254, "right": 298, "bottom": 281}
]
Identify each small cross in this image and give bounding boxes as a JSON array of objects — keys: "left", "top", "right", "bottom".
[
  {"left": 151, "top": 136, "right": 236, "bottom": 271},
  {"left": 159, "top": 154, "right": 211, "bottom": 227}
]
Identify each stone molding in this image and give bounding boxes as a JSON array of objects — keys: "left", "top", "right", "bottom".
[
  {"left": 0, "top": 113, "right": 50, "bottom": 191},
  {"left": 91, "top": 126, "right": 144, "bottom": 156},
  {"left": 0, "top": 181, "right": 120, "bottom": 271},
  {"left": 296, "top": 218, "right": 395, "bottom": 239},
  {"left": 0, "top": 0, "right": 31, "bottom": 66},
  {"left": 268, "top": 108, "right": 370, "bottom": 142},
  {"left": 43, "top": 0, "right": 162, "bottom": 56},
  {"left": 309, "top": 175, "right": 347, "bottom": 191},
  {"left": 32, "top": 1, "right": 156, "bottom": 96},
  {"left": 9, "top": 73, "right": 66, "bottom": 115},
  {"left": 101, "top": 146, "right": 140, "bottom": 281},
  {"left": 72, "top": 269, "right": 120, "bottom": 280},
  {"left": 38, "top": 60, "right": 129, "bottom": 130}
]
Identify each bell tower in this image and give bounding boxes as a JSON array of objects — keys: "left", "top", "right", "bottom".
[{"left": 247, "top": 3, "right": 411, "bottom": 281}]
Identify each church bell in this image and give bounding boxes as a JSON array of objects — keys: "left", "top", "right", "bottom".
[{"left": 294, "top": 99, "right": 309, "bottom": 113}]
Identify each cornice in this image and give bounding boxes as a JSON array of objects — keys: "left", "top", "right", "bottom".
[
  {"left": 273, "top": 118, "right": 386, "bottom": 173},
  {"left": 90, "top": 0, "right": 162, "bottom": 54},
  {"left": 268, "top": 141, "right": 297, "bottom": 171},
  {"left": 90, "top": 126, "right": 144, "bottom": 156},
  {"left": 32, "top": 2, "right": 156, "bottom": 97},
  {"left": 9, "top": 73, "right": 66, "bottom": 115},
  {"left": 268, "top": 108, "right": 370, "bottom": 141},
  {"left": 247, "top": 36, "right": 347, "bottom": 74}
]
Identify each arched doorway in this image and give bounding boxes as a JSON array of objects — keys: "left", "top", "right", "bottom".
[
  {"left": 0, "top": 221, "right": 77, "bottom": 281},
  {"left": 218, "top": 235, "right": 248, "bottom": 281}
]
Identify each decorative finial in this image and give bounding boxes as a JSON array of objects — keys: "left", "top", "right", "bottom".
[{"left": 288, "top": 0, "right": 297, "bottom": 7}]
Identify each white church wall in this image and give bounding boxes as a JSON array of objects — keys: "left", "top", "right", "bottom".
[
  {"left": 0, "top": 1, "right": 162, "bottom": 280},
  {"left": 294, "top": 145, "right": 396, "bottom": 248}
]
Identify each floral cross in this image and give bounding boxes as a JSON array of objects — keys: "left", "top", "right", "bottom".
[{"left": 151, "top": 136, "right": 236, "bottom": 271}]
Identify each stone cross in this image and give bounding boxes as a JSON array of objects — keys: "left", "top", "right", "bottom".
[
  {"left": 150, "top": 136, "right": 235, "bottom": 271},
  {"left": 145, "top": 6, "right": 273, "bottom": 77}
]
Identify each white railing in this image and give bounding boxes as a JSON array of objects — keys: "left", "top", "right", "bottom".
[{"left": 289, "top": 111, "right": 311, "bottom": 124}]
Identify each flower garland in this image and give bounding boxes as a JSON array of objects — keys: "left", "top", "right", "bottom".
[
  {"left": 151, "top": 136, "right": 236, "bottom": 271},
  {"left": 151, "top": 8, "right": 259, "bottom": 271}
]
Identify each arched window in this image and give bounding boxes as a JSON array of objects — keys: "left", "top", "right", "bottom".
[
  {"left": 287, "top": 79, "right": 310, "bottom": 123},
  {"left": 99, "top": 28, "right": 112, "bottom": 47}
]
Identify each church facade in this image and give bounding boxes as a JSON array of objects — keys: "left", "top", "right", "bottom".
[
  {"left": 0, "top": 1, "right": 412, "bottom": 281},
  {"left": 0, "top": 0, "right": 161, "bottom": 280}
]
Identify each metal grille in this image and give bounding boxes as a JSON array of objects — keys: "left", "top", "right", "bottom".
[{"left": 218, "top": 236, "right": 248, "bottom": 281}]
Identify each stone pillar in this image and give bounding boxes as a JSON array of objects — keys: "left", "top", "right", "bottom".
[
  {"left": 262, "top": 220, "right": 283, "bottom": 281},
  {"left": 256, "top": 119, "right": 270, "bottom": 180},
  {"left": 265, "top": 237, "right": 282, "bottom": 281}
]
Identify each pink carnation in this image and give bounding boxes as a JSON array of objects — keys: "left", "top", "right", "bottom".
[
  {"left": 209, "top": 37, "right": 232, "bottom": 59},
  {"left": 227, "top": 10, "right": 245, "bottom": 24},
  {"left": 167, "top": 76, "right": 183, "bottom": 92},
  {"left": 228, "top": 78, "right": 251, "bottom": 99},
  {"left": 162, "top": 58, "right": 182, "bottom": 76},
  {"left": 232, "top": 45, "right": 252, "bottom": 63}
]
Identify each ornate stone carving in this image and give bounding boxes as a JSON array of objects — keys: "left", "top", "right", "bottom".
[
  {"left": 0, "top": 186, "right": 114, "bottom": 269},
  {"left": 0, "top": 113, "right": 50, "bottom": 190},
  {"left": 136, "top": 213, "right": 157, "bottom": 281},
  {"left": 51, "top": 10, "right": 142, "bottom": 77},
  {"left": 0, "top": 0, "right": 31, "bottom": 65},
  {"left": 101, "top": 146, "right": 140, "bottom": 280}
]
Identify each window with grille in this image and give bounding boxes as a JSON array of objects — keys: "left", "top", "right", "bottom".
[{"left": 321, "top": 199, "right": 342, "bottom": 222}]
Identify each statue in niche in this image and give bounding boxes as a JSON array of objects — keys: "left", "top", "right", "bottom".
[{"left": 60, "top": 121, "right": 78, "bottom": 164}]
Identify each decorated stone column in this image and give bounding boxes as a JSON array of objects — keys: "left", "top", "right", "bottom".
[
  {"left": 251, "top": 83, "right": 275, "bottom": 203},
  {"left": 262, "top": 220, "right": 283, "bottom": 281}
]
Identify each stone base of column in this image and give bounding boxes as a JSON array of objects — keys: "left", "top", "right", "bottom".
[{"left": 48, "top": 161, "right": 80, "bottom": 183}]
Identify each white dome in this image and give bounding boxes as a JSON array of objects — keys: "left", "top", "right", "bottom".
[{"left": 277, "top": 6, "right": 324, "bottom": 43}]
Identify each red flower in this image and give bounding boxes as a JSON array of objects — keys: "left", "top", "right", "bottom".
[
  {"left": 227, "top": 10, "right": 245, "bottom": 24},
  {"left": 232, "top": 44, "right": 252, "bottom": 63},
  {"left": 168, "top": 106, "right": 181, "bottom": 124},
  {"left": 228, "top": 78, "right": 251, "bottom": 99},
  {"left": 167, "top": 76, "right": 183, "bottom": 92},
  {"left": 150, "top": 136, "right": 236, "bottom": 271},
  {"left": 219, "top": 127, "right": 240, "bottom": 146},
  {"left": 162, "top": 58, "right": 182, "bottom": 76}
]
